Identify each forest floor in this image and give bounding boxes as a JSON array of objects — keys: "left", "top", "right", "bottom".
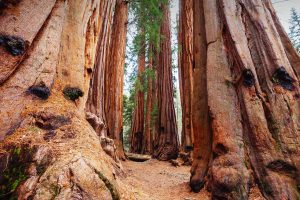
[{"left": 120, "top": 159, "right": 210, "bottom": 200}]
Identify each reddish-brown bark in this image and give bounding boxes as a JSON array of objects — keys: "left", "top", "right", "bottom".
[
  {"left": 104, "top": 0, "right": 128, "bottom": 159},
  {"left": 153, "top": 3, "right": 179, "bottom": 161},
  {"left": 86, "top": 0, "right": 116, "bottom": 137},
  {"left": 178, "top": 0, "right": 194, "bottom": 152},
  {"left": 0, "top": 1, "right": 124, "bottom": 199},
  {"left": 142, "top": 46, "right": 154, "bottom": 155},
  {"left": 189, "top": 0, "right": 300, "bottom": 199},
  {"left": 130, "top": 33, "right": 146, "bottom": 154},
  {"left": 189, "top": 0, "right": 211, "bottom": 193}
]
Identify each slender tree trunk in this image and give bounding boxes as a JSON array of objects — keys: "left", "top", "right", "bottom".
[
  {"left": 0, "top": 1, "right": 125, "bottom": 199},
  {"left": 153, "top": 2, "right": 179, "bottom": 161},
  {"left": 152, "top": 48, "right": 160, "bottom": 156},
  {"left": 190, "top": 0, "right": 300, "bottom": 199},
  {"left": 178, "top": 4, "right": 183, "bottom": 131},
  {"left": 130, "top": 33, "right": 146, "bottom": 154},
  {"left": 178, "top": 0, "right": 194, "bottom": 152},
  {"left": 142, "top": 46, "right": 154, "bottom": 155},
  {"left": 105, "top": 0, "right": 128, "bottom": 160}
]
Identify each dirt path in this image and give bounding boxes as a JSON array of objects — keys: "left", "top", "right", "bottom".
[{"left": 119, "top": 159, "right": 210, "bottom": 200}]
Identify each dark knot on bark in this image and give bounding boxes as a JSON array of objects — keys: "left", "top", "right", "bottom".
[
  {"left": 242, "top": 69, "right": 255, "bottom": 87},
  {"left": 0, "top": 0, "right": 22, "bottom": 13},
  {"left": 63, "top": 87, "right": 84, "bottom": 101},
  {"left": 272, "top": 66, "right": 296, "bottom": 91},
  {"left": 28, "top": 82, "right": 50, "bottom": 100},
  {"left": 0, "top": 34, "right": 26, "bottom": 56}
]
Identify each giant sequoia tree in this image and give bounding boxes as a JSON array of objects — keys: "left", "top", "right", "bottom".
[
  {"left": 153, "top": 2, "right": 179, "bottom": 161},
  {"left": 130, "top": 32, "right": 146, "bottom": 154},
  {"left": 129, "top": 0, "right": 177, "bottom": 157},
  {"left": 1, "top": 0, "right": 300, "bottom": 199},
  {"left": 105, "top": 0, "right": 128, "bottom": 160},
  {"left": 178, "top": 0, "right": 194, "bottom": 153},
  {"left": 0, "top": 1, "right": 125, "bottom": 199},
  {"left": 142, "top": 45, "right": 155, "bottom": 155},
  {"left": 189, "top": 0, "right": 300, "bottom": 199}
]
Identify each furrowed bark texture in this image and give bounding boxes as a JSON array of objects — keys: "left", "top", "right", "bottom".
[
  {"left": 142, "top": 46, "right": 154, "bottom": 155},
  {"left": 86, "top": 0, "right": 115, "bottom": 137},
  {"left": 0, "top": 0, "right": 57, "bottom": 140},
  {"left": 190, "top": 0, "right": 300, "bottom": 199},
  {"left": 153, "top": 3, "right": 179, "bottom": 161},
  {"left": 189, "top": 0, "right": 211, "bottom": 193},
  {"left": 178, "top": 0, "right": 194, "bottom": 152},
  {"left": 130, "top": 34, "right": 146, "bottom": 154},
  {"left": 105, "top": 0, "right": 128, "bottom": 160},
  {"left": 0, "top": 1, "right": 128, "bottom": 199}
]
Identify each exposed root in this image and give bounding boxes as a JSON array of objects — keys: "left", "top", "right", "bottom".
[{"left": 32, "top": 111, "right": 71, "bottom": 130}]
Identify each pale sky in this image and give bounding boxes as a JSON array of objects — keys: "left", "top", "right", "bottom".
[{"left": 272, "top": 0, "right": 300, "bottom": 32}]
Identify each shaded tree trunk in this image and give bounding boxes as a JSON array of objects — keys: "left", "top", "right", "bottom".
[
  {"left": 178, "top": 0, "right": 194, "bottom": 152},
  {"left": 153, "top": 2, "right": 179, "bottom": 161},
  {"left": 104, "top": 0, "right": 128, "bottom": 160},
  {"left": 190, "top": 0, "right": 300, "bottom": 199},
  {"left": 142, "top": 45, "right": 154, "bottom": 155},
  {"left": 178, "top": 4, "right": 183, "bottom": 131},
  {"left": 189, "top": 0, "right": 211, "bottom": 193},
  {"left": 86, "top": 1, "right": 116, "bottom": 137},
  {"left": 0, "top": 1, "right": 125, "bottom": 199},
  {"left": 130, "top": 33, "right": 146, "bottom": 154}
]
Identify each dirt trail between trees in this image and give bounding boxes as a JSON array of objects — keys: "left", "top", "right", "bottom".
[{"left": 120, "top": 159, "right": 210, "bottom": 200}]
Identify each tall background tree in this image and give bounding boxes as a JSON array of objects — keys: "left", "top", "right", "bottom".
[
  {"left": 104, "top": 0, "right": 129, "bottom": 160},
  {"left": 128, "top": 0, "right": 172, "bottom": 156},
  {"left": 153, "top": 1, "right": 179, "bottom": 161},
  {"left": 178, "top": 0, "right": 194, "bottom": 153},
  {"left": 130, "top": 28, "right": 146, "bottom": 153},
  {"left": 289, "top": 8, "right": 300, "bottom": 53}
]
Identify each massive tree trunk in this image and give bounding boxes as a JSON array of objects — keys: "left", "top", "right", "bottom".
[
  {"left": 130, "top": 34, "right": 146, "bottom": 154},
  {"left": 0, "top": 1, "right": 126, "bottom": 199},
  {"left": 190, "top": 0, "right": 300, "bottom": 199},
  {"left": 178, "top": 0, "right": 194, "bottom": 152},
  {"left": 153, "top": 3, "right": 179, "bottom": 161},
  {"left": 105, "top": 0, "right": 128, "bottom": 160}
]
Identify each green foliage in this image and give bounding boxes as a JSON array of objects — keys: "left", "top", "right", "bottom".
[
  {"left": 123, "top": 91, "right": 135, "bottom": 150},
  {"left": 289, "top": 8, "right": 300, "bottom": 53},
  {"left": 123, "top": 0, "right": 169, "bottom": 143},
  {"left": 130, "top": 0, "right": 168, "bottom": 52},
  {"left": 28, "top": 125, "right": 41, "bottom": 133},
  {"left": 140, "top": 67, "right": 156, "bottom": 93},
  {"left": 150, "top": 101, "right": 158, "bottom": 128},
  {"left": 94, "top": 169, "right": 120, "bottom": 200},
  {"left": 126, "top": 0, "right": 166, "bottom": 97},
  {"left": 0, "top": 148, "right": 28, "bottom": 200},
  {"left": 135, "top": 78, "right": 144, "bottom": 93},
  {"left": 50, "top": 184, "right": 61, "bottom": 200}
]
